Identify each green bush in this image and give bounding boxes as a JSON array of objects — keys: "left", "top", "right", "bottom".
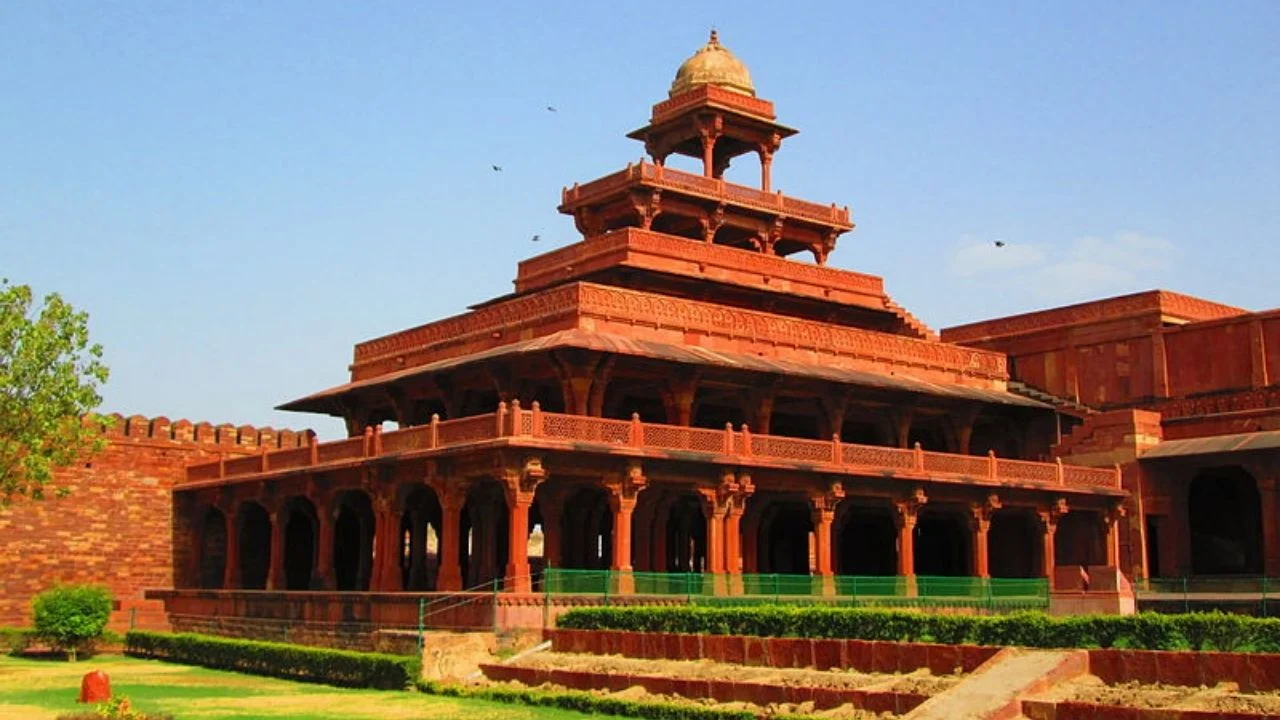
[
  {"left": 417, "top": 680, "right": 756, "bottom": 720},
  {"left": 31, "top": 585, "right": 113, "bottom": 659},
  {"left": 557, "top": 606, "right": 1280, "bottom": 652},
  {"left": 125, "top": 631, "right": 419, "bottom": 690},
  {"left": 0, "top": 627, "right": 33, "bottom": 656}
]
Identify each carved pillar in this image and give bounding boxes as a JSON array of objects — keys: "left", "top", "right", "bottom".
[
  {"left": 725, "top": 474, "right": 754, "bottom": 578},
  {"left": 893, "top": 488, "right": 928, "bottom": 585},
  {"left": 502, "top": 458, "right": 546, "bottom": 593},
  {"left": 663, "top": 370, "right": 700, "bottom": 426},
  {"left": 950, "top": 406, "right": 981, "bottom": 456},
  {"left": 267, "top": 507, "right": 286, "bottom": 590},
  {"left": 372, "top": 496, "right": 402, "bottom": 592},
  {"left": 745, "top": 379, "right": 778, "bottom": 435},
  {"left": 888, "top": 407, "right": 914, "bottom": 448},
  {"left": 700, "top": 130, "right": 720, "bottom": 177},
  {"left": 605, "top": 463, "right": 647, "bottom": 593},
  {"left": 1104, "top": 502, "right": 1126, "bottom": 570},
  {"left": 552, "top": 351, "right": 605, "bottom": 416},
  {"left": 1257, "top": 473, "right": 1280, "bottom": 577},
  {"left": 810, "top": 483, "right": 844, "bottom": 578},
  {"left": 1039, "top": 498, "right": 1069, "bottom": 590},
  {"left": 758, "top": 148, "right": 773, "bottom": 192},
  {"left": 315, "top": 494, "right": 335, "bottom": 590},
  {"left": 435, "top": 484, "right": 466, "bottom": 591},
  {"left": 222, "top": 506, "right": 240, "bottom": 590},
  {"left": 698, "top": 485, "right": 729, "bottom": 576},
  {"left": 969, "top": 494, "right": 1001, "bottom": 578},
  {"left": 699, "top": 204, "right": 726, "bottom": 244}
]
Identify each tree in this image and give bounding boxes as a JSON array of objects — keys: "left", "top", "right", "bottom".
[{"left": 0, "top": 279, "right": 109, "bottom": 505}]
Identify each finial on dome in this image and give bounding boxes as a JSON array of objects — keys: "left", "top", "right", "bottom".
[{"left": 668, "top": 28, "right": 756, "bottom": 98}]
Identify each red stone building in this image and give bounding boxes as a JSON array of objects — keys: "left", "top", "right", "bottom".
[
  {"left": 7, "top": 33, "right": 1268, "bottom": 640},
  {"left": 147, "top": 34, "right": 1135, "bottom": 638}
]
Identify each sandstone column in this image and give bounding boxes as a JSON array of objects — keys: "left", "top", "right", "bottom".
[
  {"left": 605, "top": 462, "right": 646, "bottom": 594},
  {"left": 969, "top": 494, "right": 1001, "bottom": 579},
  {"left": 315, "top": 501, "right": 335, "bottom": 590},
  {"left": 435, "top": 485, "right": 466, "bottom": 592},
  {"left": 1039, "top": 499, "right": 1069, "bottom": 591},
  {"left": 502, "top": 458, "right": 546, "bottom": 593},
  {"left": 894, "top": 488, "right": 927, "bottom": 595}
]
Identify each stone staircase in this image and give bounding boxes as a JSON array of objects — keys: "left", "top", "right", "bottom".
[
  {"left": 884, "top": 297, "right": 939, "bottom": 340},
  {"left": 1008, "top": 381, "right": 1097, "bottom": 417}
]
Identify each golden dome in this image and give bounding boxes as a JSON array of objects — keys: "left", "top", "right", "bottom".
[{"left": 669, "top": 30, "right": 756, "bottom": 98}]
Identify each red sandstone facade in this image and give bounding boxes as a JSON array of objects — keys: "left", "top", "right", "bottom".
[
  {"left": 153, "top": 35, "right": 1131, "bottom": 627},
  {"left": 6, "top": 34, "right": 1274, "bottom": 637}
]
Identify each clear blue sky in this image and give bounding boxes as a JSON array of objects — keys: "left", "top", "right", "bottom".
[{"left": 3, "top": 2, "right": 1277, "bottom": 439}]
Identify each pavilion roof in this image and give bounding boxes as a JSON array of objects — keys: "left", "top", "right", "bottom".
[{"left": 279, "top": 329, "right": 1047, "bottom": 416}]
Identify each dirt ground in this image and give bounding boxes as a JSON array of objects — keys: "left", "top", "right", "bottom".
[
  {"left": 507, "top": 651, "right": 960, "bottom": 696},
  {"left": 485, "top": 679, "right": 895, "bottom": 719},
  {"left": 1042, "top": 676, "right": 1280, "bottom": 715}
]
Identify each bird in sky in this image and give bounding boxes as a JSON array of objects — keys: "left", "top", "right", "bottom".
[
  {"left": 994, "top": 240, "right": 1006, "bottom": 248},
  {"left": 492, "top": 165, "right": 503, "bottom": 172},
  {"left": 531, "top": 234, "right": 541, "bottom": 242},
  {"left": 546, "top": 105, "right": 557, "bottom": 112}
]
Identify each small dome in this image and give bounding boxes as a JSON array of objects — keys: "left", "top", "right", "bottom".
[{"left": 669, "top": 30, "right": 756, "bottom": 98}]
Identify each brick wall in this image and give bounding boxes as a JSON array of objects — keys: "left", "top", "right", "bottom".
[{"left": 0, "top": 414, "right": 310, "bottom": 630}]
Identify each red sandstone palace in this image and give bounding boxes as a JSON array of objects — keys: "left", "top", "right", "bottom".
[{"left": 3, "top": 33, "right": 1277, "bottom": 634}]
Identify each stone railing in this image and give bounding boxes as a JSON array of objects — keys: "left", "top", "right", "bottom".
[
  {"left": 514, "top": 228, "right": 886, "bottom": 298},
  {"left": 184, "top": 403, "right": 1121, "bottom": 491},
  {"left": 560, "top": 160, "right": 852, "bottom": 228},
  {"left": 649, "top": 84, "right": 777, "bottom": 121}
]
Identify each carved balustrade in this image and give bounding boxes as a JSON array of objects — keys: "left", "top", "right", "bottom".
[{"left": 184, "top": 404, "right": 1122, "bottom": 492}]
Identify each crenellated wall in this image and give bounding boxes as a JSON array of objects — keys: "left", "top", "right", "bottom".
[{"left": 0, "top": 413, "right": 312, "bottom": 630}]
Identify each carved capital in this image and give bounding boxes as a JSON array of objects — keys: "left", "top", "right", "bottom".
[
  {"left": 1038, "top": 497, "right": 1070, "bottom": 531},
  {"left": 893, "top": 486, "right": 928, "bottom": 528},
  {"left": 499, "top": 456, "right": 546, "bottom": 507},
  {"left": 604, "top": 461, "right": 648, "bottom": 513},
  {"left": 969, "top": 493, "right": 1002, "bottom": 531},
  {"left": 1104, "top": 501, "right": 1127, "bottom": 525},
  {"left": 810, "top": 481, "right": 844, "bottom": 526}
]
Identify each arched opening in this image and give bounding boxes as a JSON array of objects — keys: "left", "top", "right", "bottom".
[
  {"left": 399, "top": 485, "right": 443, "bottom": 591},
  {"left": 1055, "top": 511, "right": 1105, "bottom": 569},
  {"left": 757, "top": 496, "right": 813, "bottom": 575},
  {"left": 692, "top": 387, "right": 745, "bottom": 431},
  {"left": 914, "top": 507, "right": 970, "bottom": 576},
  {"left": 462, "top": 481, "right": 509, "bottom": 588},
  {"left": 650, "top": 212, "right": 703, "bottom": 241},
  {"left": 237, "top": 502, "right": 271, "bottom": 590},
  {"left": 989, "top": 510, "right": 1041, "bottom": 578},
  {"left": 199, "top": 507, "right": 227, "bottom": 589},
  {"left": 283, "top": 497, "right": 318, "bottom": 590},
  {"left": 907, "top": 419, "right": 949, "bottom": 452},
  {"left": 602, "top": 380, "right": 668, "bottom": 423},
  {"left": 560, "top": 486, "right": 612, "bottom": 570},
  {"left": 1189, "top": 468, "right": 1263, "bottom": 575},
  {"left": 663, "top": 493, "right": 707, "bottom": 572},
  {"left": 711, "top": 224, "right": 760, "bottom": 252},
  {"left": 333, "top": 490, "right": 375, "bottom": 591},
  {"left": 409, "top": 398, "right": 449, "bottom": 425},
  {"left": 836, "top": 505, "right": 897, "bottom": 576}
]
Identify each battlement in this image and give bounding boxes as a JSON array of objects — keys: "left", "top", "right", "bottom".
[{"left": 99, "top": 413, "right": 315, "bottom": 451}]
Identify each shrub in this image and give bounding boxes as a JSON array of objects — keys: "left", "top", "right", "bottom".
[
  {"left": 417, "top": 680, "right": 756, "bottom": 720},
  {"left": 0, "top": 626, "right": 33, "bottom": 656},
  {"left": 557, "top": 606, "right": 1280, "bottom": 653},
  {"left": 31, "top": 585, "right": 112, "bottom": 660},
  {"left": 55, "top": 695, "right": 174, "bottom": 720},
  {"left": 125, "top": 631, "right": 419, "bottom": 690}
]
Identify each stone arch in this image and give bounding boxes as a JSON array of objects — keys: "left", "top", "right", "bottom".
[
  {"left": 237, "top": 501, "right": 271, "bottom": 590},
  {"left": 1055, "top": 510, "right": 1105, "bottom": 569},
  {"left": 755, "top": 494, "right": 814, "bottom": 575},
  {"left": 602, "top": 380, "right": 667, "bottom": 423},
  {"left": 333, "top": 490, "right": 375, "bottom": 591},
  {"left": 835, "top": 503, "right": 897, "bottom": 576},
  {"left": 914, "top": 505, "right": 970, "bottom": 576},
  {"left": 559, "top": 486, "right": 612, "bottom": 570},
  {"left": 199, "top": 507, "right": 227, "bottom": 589},
  {"left": 461, "top": 480, "right": 508, "bottom": 587},
  {"left": 283, "top": 497, "right": 318, "bottom": 591},
  {"left": 988, "top": 509, "right": 1041, "bottom": 578},
  {"left": 1189, "top": 467, "right": 1263, "bottom": 575},
  {"left": 398, "top": 484, "right": 442, "bottom": 591},
  {"left": 650, "top": 212, "right": 702, "bottom": 240}
]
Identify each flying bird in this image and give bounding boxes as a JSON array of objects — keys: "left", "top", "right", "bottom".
[
  {"left": 491, "top": 165, "right": 503, "bottom": 172},
  {"left": 546, "top": 105, "right": 557, "bottom": 112},
  {"left": 531, "top": 234, "right": 541, "bottom": 242},
  {"left": 994, "top": 240, "right": 1006, "bottom": 248}
]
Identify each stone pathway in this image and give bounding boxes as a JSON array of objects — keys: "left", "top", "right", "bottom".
[{"left": 903, "top": 647, "right": 1089, "bottom": 720}]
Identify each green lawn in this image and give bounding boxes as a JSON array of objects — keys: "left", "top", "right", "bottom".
[{"left": 0, "top": 654, "right": 616, "bottom": 720}]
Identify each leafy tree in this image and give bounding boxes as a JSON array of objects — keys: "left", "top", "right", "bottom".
[
  {"left": 0, "top": 279, "right": 109, "bottom": 505},
  {"left": 31, "top": 584, "right": 113, "bottom": 660}
]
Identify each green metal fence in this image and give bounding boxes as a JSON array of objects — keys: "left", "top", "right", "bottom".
[
  {"left": 542, "top": 569, "right": 1049, "bottom": 611},
  {"left": 1135, "top": 576, "right": 1280, "bottom": 615}
]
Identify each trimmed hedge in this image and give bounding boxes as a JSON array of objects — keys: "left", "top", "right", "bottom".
[
  {"left": 125, "top": 631, "right": 419, "bottom": 690},
  {"left": 557, "top": 607, "right": 1280, "bottom": 652},
  {"left": 418, "top": 680, "right": 757, "bottom": 720}
]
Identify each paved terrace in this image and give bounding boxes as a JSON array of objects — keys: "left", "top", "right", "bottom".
[{"left": 183, "top": 402, "right": 1122, "bottom": 495}]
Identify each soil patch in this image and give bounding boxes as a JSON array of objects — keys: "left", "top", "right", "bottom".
[
  {"left": 508, "top": 651, "right": 959, "bottom": 695},
  {"left": 1047, "top": 676, "right": 1280, "bottom": 715}
]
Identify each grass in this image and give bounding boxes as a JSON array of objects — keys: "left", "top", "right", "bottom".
[{"left": 0, "top": 654, "right": 620, "bottom": 719}]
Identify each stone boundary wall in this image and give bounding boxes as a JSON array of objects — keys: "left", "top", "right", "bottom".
[
  {"left": 481, "top": 663, "right": 930, "bottom": 714},
  {"left": 546, "top": 628, "right": 999, "bottom": 675},
  {"left": 0, "top": 413, "right": 311, "bottom": 630}
]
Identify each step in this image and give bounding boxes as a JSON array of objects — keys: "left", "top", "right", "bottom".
[{"left": 903, "top": 648, "right": 1089, "bottom": 720}]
